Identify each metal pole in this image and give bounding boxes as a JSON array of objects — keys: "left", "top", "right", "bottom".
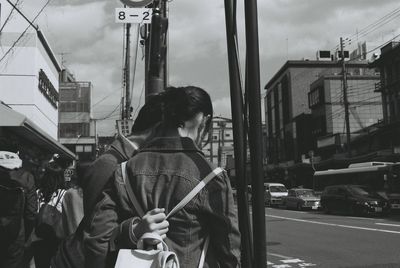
[
  {"left": 224, "top": 0, "right": 253, "bottom": 266},
  {"left": 340, "top": 37, "right": 351, "bottom": 157},
  {"left": 146, "top": 1, "right": 167, "bottom": 100},
  {"left": 124, "top": 22, "right": 131, "bottom": 119},
  {"left": 244, "top": 0, "right": 267, "bottom": 266}
]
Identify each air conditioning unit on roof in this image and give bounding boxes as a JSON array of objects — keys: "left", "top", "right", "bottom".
[{"left": 316, "top": 50, "right": 331, "bottom": 61}]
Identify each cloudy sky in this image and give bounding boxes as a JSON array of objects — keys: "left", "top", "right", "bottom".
[{"left": 15, "top": 0, "right": 400, "bottom": 135}]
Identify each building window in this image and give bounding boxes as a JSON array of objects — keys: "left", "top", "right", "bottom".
[
  {"left": 38, "top": 69, "right": 59, "bottom": 108},
  {"left": 308, "top": 86, "right": 324, "bottom": 108},
  {"left": 84, "top": 145, "right": 92, "bottom": 152},
  {"left": 60, "top": 123, "right": 90, "bottom": 138},
  {"left": 76, "top": 145, "right": 84, "bottom": 153}
]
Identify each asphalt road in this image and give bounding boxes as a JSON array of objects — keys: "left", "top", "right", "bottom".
[{"left": 264, "top": 207, "right": 400, "bottom": 268}]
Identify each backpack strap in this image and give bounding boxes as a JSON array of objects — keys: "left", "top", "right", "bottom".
[
  {"left": 166, "top": 167, "right": 224, "bottom": 219},
  {"left": 121, "top": 161, "right": 144, "bottom": 217},
  {"left": 55, "top": 189, "right": 66, "bottom": 206}
]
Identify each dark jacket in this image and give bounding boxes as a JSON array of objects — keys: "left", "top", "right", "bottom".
[
  {"left": 84, "top": 137, "right": 241, "bottom": 268},
  {"left": 0, "top": 167, "right": 37, "bottom": 268},
  {"left": 82, "top": 134, "right": 136, "bottom": 215}
]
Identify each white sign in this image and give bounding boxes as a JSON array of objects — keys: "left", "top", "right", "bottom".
[
  {"left": 115, "top": 8, "right": 152, "bottom": 24},
  {"left": 117, "top": 119, "right": 134, "bottom": 136}
]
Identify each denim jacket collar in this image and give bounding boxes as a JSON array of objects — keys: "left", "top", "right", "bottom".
[{"left": 139, "top": 136, "right": 204, "bottom": 155}]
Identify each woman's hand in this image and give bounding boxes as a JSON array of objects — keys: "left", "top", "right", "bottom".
[{"left": 133, "top": 208, "right": 169, "bottom": 242}]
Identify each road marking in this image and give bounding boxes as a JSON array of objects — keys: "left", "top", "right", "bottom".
[
  {"left": 268, "top": 252, "right": 293, "bottom": 259},
  {"left": 281, "top": 259, "right": 304, "bottom": 264},
  {"left": 376, "top": 223, "right": 400, "bottom": 227},
  {"left": 345, "top": 216, "right": 384, "bottom": 221},
  {"left": 266, "top": 214, "right": 400, "bottom": 234}
]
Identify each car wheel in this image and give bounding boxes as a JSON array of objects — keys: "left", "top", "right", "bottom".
[
  {"left": 297, "top": 203, "right": 302, "bottom": 211},
  {"left": 324, "top": 204, "right": 331, "bottom": 214},
  {"left": 349, "top": 205, "right": 357, "bottom": 216}
]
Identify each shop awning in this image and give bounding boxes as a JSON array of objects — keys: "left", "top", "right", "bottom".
[{"left": 0, "top": 103, "right": 76, "bottom": 160}]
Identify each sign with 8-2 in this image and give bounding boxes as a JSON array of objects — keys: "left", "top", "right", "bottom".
[{"left": 115, "top": 8, "right": 152, "bottom": 24}]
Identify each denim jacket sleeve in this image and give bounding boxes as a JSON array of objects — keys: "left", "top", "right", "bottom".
[
  {"left": 83, "top": 172, "right": 139, "bottom": 268},
  {"left": 200, "top": 171, "right": 241, "bottom": 268},
  {"left": 83, "top": 190, "right": 119, "bottom": 268}
]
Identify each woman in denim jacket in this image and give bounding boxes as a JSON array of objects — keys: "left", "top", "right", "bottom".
[{"left": 84, "top": 86, "right": 241, "bottom": 268}]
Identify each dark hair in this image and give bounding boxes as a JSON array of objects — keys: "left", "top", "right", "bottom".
[
  {"left": 131, "top": 94, "right": 163, "bottom": 133},
  {"left": 39, "top": 162, "right": 65, "bottom": 203},
  {"left": 131, "top": 86, "right": 213, "bottom": 134},
  {"left": 162, "top": 86, "right": 213, "bottom": 132}
]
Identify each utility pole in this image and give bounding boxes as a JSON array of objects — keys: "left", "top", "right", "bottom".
[
  {"left": 224, "top": 1, "right": 253, "bottom": 265},
  {"left": 124, "top": 22, "right": 132, "bottom": 119},
  {"left": 145, "top": 0, "right": 168, "bottom": 101},
  {"left": 340, "top": 37, "right": 351, "bottom": 157},
  {"left": 217, "top": 121, "right": 226, "bottom": 166}
]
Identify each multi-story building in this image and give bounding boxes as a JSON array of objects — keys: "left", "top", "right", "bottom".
[
  {"left": 58, "top": 70, "right": 96, "bottom": 162},
  {"left": 309, "top": 75, "right": 382, "bottom": 159},
  {"left": 264, "top": 58, "right": 377, "bottom": 166},
  {"left": 368, "top": 42, "right": 400, "bottom": 158},
  {"left": 203, "top": 116, "right": 234, "bottom": 167},
  {"left": 0, "top": 0, "right": 75, "bottom": 169},
  {"left": 372, "top": 42, "right": 400, "bottom": 123}
]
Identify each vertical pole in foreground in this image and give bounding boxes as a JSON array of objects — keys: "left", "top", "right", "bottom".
[
  {"left": 340, "top": 37, "right": 351, "bottom": 157},
  {"left": 224, "top": 0, "right": 253, "bottom": 267},
  {"left": 124, "top": 22, "right": 131, "bottom": 119},
  {"left": 244, "top": 0, "right": 267, "bottom": 267}
]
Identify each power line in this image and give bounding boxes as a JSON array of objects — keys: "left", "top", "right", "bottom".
[
  {"left": 0, "top": 0, "right": 21, "bottom": 34},
  {"left": 351, "top": 7, "right": 400, "bottom": 40},
  {"left": 0, "top": 0, "right": 51, "bottom": 64},
  {"left": 93, "top": 103, "right": 121, "bottom": 121},
  {"left": 349, "top": 31, "right": 400, "bottom": 62}
]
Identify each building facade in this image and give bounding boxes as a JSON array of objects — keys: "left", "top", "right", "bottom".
[
  {"left": 372, "top": 42, "right": 400, "bottom": 124},
  {"left": 309, "top": 75, "right": 382, "bottom": 159},
  {"left": 0, "top": 1, "right": 75, "bottom": 171},
  {"left": 264, "top": 59, "right": 377, "bottom": 165},
  {"left": 0, "top": 2, "right": 61, "bottom": 139},
  {"left": 203, "top": 116, "right": 234, "bottom": 167},
  {"left": 58, "top": 70, "right": 96, "bottom": 162}
]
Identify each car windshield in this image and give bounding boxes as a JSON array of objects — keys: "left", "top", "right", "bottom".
[
  {"left": 269, "top": 186, "right": 287, "bottom": 192},
  {"left": 348, "top": 186, "right": 376, "bottom": 197},
  {"left": 296, "top": 189, "right": 315, "bottom": 197}
]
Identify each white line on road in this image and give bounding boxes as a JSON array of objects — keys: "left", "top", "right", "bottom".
[
  {"left": 267, "top": 252, "right": 293, "bottom": 259},
  {"left": 266, "top": 214, "right": 400, "bottom": 234},
  {"left": 375, "top": 223, "right": 400, "bottom": 227}
]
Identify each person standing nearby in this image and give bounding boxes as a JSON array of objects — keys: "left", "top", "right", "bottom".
[
  {"left": 87, "top": 86, "right": 241, "bottom": 267},
  {"left": 61, "top": 164, "right": 85, "bottom": 237},
  {"left": 0, "top": 151, "right": 37, "bottom": 268},
  {"left": 33, "top": 162, "right": 66, "bottom": 268}
]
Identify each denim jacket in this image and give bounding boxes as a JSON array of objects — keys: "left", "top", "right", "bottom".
[{"left": 84, "top": 137, "right": 241, "bottom": 268}]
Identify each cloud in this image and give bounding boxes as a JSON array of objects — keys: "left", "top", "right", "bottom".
[{"left": 12, "top": 0, "right": 400, "bottom": 136}]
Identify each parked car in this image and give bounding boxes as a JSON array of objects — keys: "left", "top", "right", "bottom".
[
  {"left": 375, "top": 191, "right": 400, "bottom": 213},
  {"left": 283, "top": 188, "right": 321, "bottom": 210},
  {"left": 264, "top": 183, "right": 288, "bottom": 207},
  {"left": 321, "top": 185, "right": 390, "bottom": 216}
]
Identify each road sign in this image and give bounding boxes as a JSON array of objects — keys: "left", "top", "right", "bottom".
[
  {"left": 120, "top": 0, "right": 153, "bottom": 8},
  {"left": 115, "top": 8, "right": 152, "bottom": 24}
]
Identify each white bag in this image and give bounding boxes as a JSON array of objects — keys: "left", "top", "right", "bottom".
[{"left": 115, "top": 232, "right": 179, "bottom": 268}]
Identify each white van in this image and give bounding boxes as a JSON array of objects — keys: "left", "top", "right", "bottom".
[{"left": 264, "top": 183, "right": 288, "bottom": 207}]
